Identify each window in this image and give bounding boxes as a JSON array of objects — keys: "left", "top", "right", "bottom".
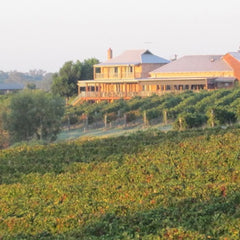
[
  {"left": 95, "top": 67, "right": 101, "bottom": 73},
  {"left": 129, "top": 66, "right": 133, "bottom": 72},
  {"left": 114, "top": 67, "right": 118, "bottom": 73}
]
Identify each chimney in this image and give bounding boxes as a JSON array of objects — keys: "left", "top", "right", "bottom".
[{"left": 107, "top": 48, "right": 112, "bottom": 60}]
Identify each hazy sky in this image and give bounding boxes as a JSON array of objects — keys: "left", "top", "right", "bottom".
[{"left": 1, "top": 0, "right": 239, "bottom": 72}]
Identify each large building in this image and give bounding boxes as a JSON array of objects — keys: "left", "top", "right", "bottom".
[{"left": 73, "top": 49, "right": 240, "bottom": 104}]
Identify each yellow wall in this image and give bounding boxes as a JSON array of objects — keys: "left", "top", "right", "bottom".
[
  {"left": 94, "top": 65, "right": 141, "bottom": 80},
  {"left": 94, "top": 63, "right": 170, "bottom": 80}
]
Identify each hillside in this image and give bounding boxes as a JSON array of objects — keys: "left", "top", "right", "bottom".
[
  {"left": 65, "top": 87, "right": 240, "bottom": 135},
  {"left": 1, "top": 127, "right": 240, "bottom": 239}
]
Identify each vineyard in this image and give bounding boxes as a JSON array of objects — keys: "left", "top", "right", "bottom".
[
  {"left": 65, "top": 87, "right": 240, "bottom": 131},
  {"left": 1, "top": 126, "right": 240, "bottom": 239}
]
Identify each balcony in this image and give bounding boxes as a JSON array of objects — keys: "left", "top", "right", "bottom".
[{"left": 95, "top": 72, "right": 141, "bottom": 80}]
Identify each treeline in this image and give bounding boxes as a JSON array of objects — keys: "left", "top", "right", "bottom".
[
  {"left": 66, "top": 87, "right": 240, "bottom": 130},
  {"left": 0, "top": 69, "right": 47, "bottom": 82},
  {"left": 0, "top": 57, "right": 99, "bottom": 93},
  {"left": 0, "top": 70, "right": 53, "bottom": 91}
]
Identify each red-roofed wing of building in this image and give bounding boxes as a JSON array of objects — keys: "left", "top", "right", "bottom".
[
  {"left": 149, "top": 55, "right": 237, "bottom": 90},
  {"left": 223, "top": 52, "right": 240, "bottom": 80}
]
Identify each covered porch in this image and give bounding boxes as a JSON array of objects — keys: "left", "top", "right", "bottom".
[
  {"left": 77, "top": 79, "right": 140, "bottom": 102},
  {"left": 74, "top": 77, "right": 235, "bottom": 104}
]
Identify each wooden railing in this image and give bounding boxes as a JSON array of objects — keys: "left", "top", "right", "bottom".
[
  {"left": 77, "top": 91, "right": 169, "bottom": 99},
  {"left": 78, "top": 92, "right": 136, "bottom": 98}
]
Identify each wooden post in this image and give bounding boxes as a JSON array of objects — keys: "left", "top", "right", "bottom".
[
  {"left": 163, "top": 110, "right": 167, "bottom": 125},
  {"left": 104, "top": 114, "right": 108, "bottom": 128},
  {"left": 143, "top": 110, "right": 148, "bottom": 126},
  {"left": 67, "top": 115, "right": 70, "bottom": 131},
  {"left": 85, "top": 115, "right": 89, "bottom": 130},
  {"left": 124, "top": 113, "right": 127, "bottom": 128},
  {"left": 210, "top": 109, "right": 215, "bottom": 127},
  {"left": 179, "top": 117, "right": 183, "bottom": 131}
]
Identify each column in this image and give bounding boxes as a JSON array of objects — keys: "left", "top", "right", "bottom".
[
  {"left": 205, "top": 79, "right": 208, "bottom": 90},
  {"left": 93, "top": 67, "right": 96, "bottom": 80}
]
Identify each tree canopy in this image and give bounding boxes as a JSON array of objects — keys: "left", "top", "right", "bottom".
[
  {"left": 4, "top": 90, "right": 65, "bottom": 143},
  {"left": 51, "top": 58, "right": 99, "bottom": 99}
]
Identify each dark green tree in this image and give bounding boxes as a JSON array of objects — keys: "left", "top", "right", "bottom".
[
  {"left": 4, "top": 90, "right": 65, "bottom": 142},
  {"left": 51, "top": 60, "right": 82, "bottom": 99},
  {"left": 51, "top": 58, "right": 99, "bottom": 99},
  {"left": 80, "top": 58, "right": 99, "bottom": 80},
  {"left": 27, "top": 83, "right": 36, "bottom": 90}
]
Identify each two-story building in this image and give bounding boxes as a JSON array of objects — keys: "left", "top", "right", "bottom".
[{"left": 75, "top": 49, "right": 170, "bottom": 104}]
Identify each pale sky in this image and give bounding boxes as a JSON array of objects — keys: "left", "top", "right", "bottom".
[{"left": 0, "top": 0, "right": 239, "bottom": 72}]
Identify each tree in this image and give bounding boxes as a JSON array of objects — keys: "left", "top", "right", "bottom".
[
  {"left": 51, "top": 58, "right": 99, "bottom": 99},
  {"left": 51, "top": 60, "right": 82, "bottom": 99},
  {"left": 36, "top": 73, "right": 53, "bottom": 91},
  {"left": 80, "top": 58, "right": 99, "bottom": 80},
  {"left": 4, "top": 90, "right": 65, "bottom": 143},
  {"left": 27, "top": 83, "right": 36, "bottom": 90}
]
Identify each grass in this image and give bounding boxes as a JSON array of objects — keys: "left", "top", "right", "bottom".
[{"left": 57, "top": 123, "right": 173, "bottom": 141}]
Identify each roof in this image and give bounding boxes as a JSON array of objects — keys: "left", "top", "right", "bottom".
[
  {"left": 0, "top": 83, "right": 24, "bottom": 90},
  {"left": 95, "top": 49, "right": 170, "bottom": 66},
  {"left": 228, "top": 52, "right": 240, "bottom": 62},
  {"left": 151, "top": 55, "right": 233, "bottom": 73}
]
